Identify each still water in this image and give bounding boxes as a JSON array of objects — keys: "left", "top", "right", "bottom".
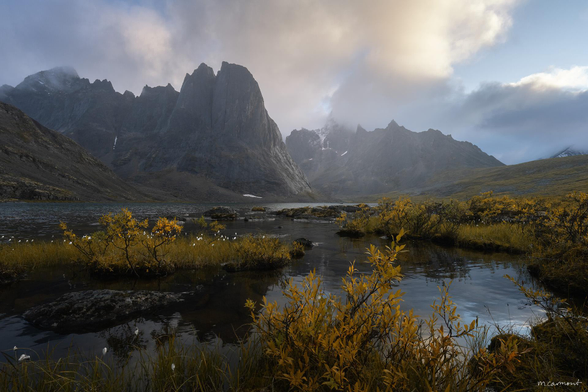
[{"left": 0, "top": 202, "right": 544, "bottom": 361}]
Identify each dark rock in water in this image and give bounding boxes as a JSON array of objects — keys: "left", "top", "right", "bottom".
[
  {"left": 294, "top": 238, "right": 314, "bottom": 248},
  {"left": 23, "top": 289, "right": 195, "bottom": 333},
  {"left": 203, "top": 206, "right": 239, "bottom": 220}
]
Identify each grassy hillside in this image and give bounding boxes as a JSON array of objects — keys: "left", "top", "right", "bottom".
[{"left": 361, "top": 155, "right": 588, "bottom": 201}]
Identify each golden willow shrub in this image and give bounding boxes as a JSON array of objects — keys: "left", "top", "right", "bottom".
[
  {"left": 376, "top": 198, "right": 443, "bottom": 239},
  {"left": 538, "top": 191, "right": 588, "bottom": 253},
  {"left": 227, "top": 236, "right": 293, "bottom": 271},
  {"left": 335, "top": 204, "right": 372, "bottom": 237},
  {"left": 246, "top": 232, "right": 523, "bottom": 391},
  {"left": 61, "top": 209, "right": 182, "bottom": 277},
  {"left": 501, "top": 275, "right": 588, "bottom": 387}
]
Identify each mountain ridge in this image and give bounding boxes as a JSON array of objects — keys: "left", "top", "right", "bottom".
[
  {"left": 1, "top": 63, "right": 312, "bottom": 201},
  {"left": 0, "top": 101, "right": 145, "bottom": 201},
  {"left": 286, "top": 118, "right": 503, "bottom": 197}
]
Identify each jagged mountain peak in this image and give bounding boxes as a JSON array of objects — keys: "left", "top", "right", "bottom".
[
  {"left": 1, "top": 62, "right": 311, "bottom": 200},
  {"left": 286, "top": 118, "right": 503, "bottom": 197},
  {"left": 141, "top": 83, "right": 178, "bottom": 97},
  {"left": 386, "top": 119, "right": 400, "bottom": 128}
]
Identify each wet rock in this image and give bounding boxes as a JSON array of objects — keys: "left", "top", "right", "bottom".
[
  {"left": 203, "top": 206, "right": 238, "bottom": 220},
  {"left": 23, "top": 289, "right": 196, "bottom": 333}
]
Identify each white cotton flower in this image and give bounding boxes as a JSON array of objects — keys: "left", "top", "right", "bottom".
[
  {"left": 13, "top": 346, "right": 17, "bottom": 351},
  {"left": 18, "top": 354, "right": 30, "bottom": 362},
  {"left": 135, "top": 327, "right": 139, "bottom": 336},
  {"left": 171, "top": 363, "right": 176, "bottom": 372},
  {"left": 102, "top": 347, "right": 108, "bottom": 355}
]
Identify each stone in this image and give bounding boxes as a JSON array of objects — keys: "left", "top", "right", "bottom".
[{"left": 23, "top": 289, "right": 197, "bottom": 333}]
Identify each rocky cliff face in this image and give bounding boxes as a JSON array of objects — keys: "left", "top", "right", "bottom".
[
  {"left": 1, "top": 63, "right": 311, "bottom": 200},
  {"left": 286, "top": 118, "right": 504, "bottom": 197},
  {"left": 0, "top": 102, "right": 144, "bottom": 201}
]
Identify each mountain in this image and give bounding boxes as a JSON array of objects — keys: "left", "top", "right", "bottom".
[
  {"left": 550, "top": 147, "right": 588, "bottom": 159},
  {"left": 0, "top": 102, "right": 143, "bottom": 201},
  {"left": 1, "top": 64, "right": 311, "bottom": 200},
  {"left": 286, "top": 118, "right": 503, "bottom": 197}
]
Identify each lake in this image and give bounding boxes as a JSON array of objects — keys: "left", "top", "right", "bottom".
[{"left": 0, "top": 202, "right": 545, "bottom": 362}]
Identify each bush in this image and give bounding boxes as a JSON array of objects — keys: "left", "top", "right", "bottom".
[
  {"left": 61, "top": 209, "right": 182, "bottom": 277},
  {"left": 246, "top": 232, "right": 524, "bottom": 391}
]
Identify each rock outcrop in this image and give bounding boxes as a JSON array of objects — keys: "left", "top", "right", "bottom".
[{"left": 23, "top": 289, "right": 194, "bottom": 333}]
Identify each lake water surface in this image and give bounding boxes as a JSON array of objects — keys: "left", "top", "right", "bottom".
[{"left": 0, "top": 202, "right": 547, "bottom": 362}]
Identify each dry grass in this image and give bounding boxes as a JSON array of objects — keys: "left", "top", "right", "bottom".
[
  {"left": 0, "top": 234, "right": 297, "bottom": 282},
  {"left": 456, "top": 223, "right": 535, "bottom": 253}
]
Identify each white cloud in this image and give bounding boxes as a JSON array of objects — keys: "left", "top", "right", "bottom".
[
  {"left": 0, "top": 0, "right": 522, "bottom": 134},
  {"left": 508, "top": 66, "right": 588, "bottom": 91},
  {"left": 417, "top": 66, "right": 588, "bottom": 163}
]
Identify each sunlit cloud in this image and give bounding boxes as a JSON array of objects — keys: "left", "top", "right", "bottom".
[{"left": 508, "top": 66, "right": 588, "bottom": 91}]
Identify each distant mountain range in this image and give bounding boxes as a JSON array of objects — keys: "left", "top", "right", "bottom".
[
  {"left": 0, "top": 102, "right": 143, "bottom": 201},
  {"left": 286, "top": 118, "right": 504, "bottom": 197},
  {"left": 0, "top": 64, "right": 311, "bottom": 201},
  {"left": 4, "top": 64, "right": 587, "bottom": 202}
]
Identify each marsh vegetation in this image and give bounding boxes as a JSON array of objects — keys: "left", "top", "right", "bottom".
[{"left": 1, "top": 197, "right": 587, "bottom": 390}]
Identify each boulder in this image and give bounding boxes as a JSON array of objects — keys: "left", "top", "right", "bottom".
[{"left": 23, "top": 289, "right": 196, "bottom": 333}]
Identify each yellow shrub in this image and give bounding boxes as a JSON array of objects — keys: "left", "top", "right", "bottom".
[{"left": 247, "top": 232, "right": 523, "bottom": 391}]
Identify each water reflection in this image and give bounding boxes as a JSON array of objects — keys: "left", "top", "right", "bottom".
[
  {"left": 100, "top": 321, "right": 148, "bottom": 365},
  {"left": 0, "top": 202, "right": 556, "bottom": 359}
]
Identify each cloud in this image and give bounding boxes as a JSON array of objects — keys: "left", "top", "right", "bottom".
[
  {"left": 0, "top": 0, "right": 521, "bottom": 135},
  {"left": 170, "top": 0, "right": 521, "bottom": 133},
  {"left": 424, "top": 67, "right": 588, "bottom": 163},
  {"left": 6, "top": 0, "right": 586, "bottom": 164},
  {"left": 508, "top": 66, "right": 588, "bottom": 91}
]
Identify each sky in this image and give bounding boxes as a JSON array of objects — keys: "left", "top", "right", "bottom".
[{"left": 1, "top": 0, "right": 588, "bottom": 164}]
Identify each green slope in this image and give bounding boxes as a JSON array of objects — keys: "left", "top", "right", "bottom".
[{"left": 365, "top": 155, "right": 588, "bottom": 201}]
